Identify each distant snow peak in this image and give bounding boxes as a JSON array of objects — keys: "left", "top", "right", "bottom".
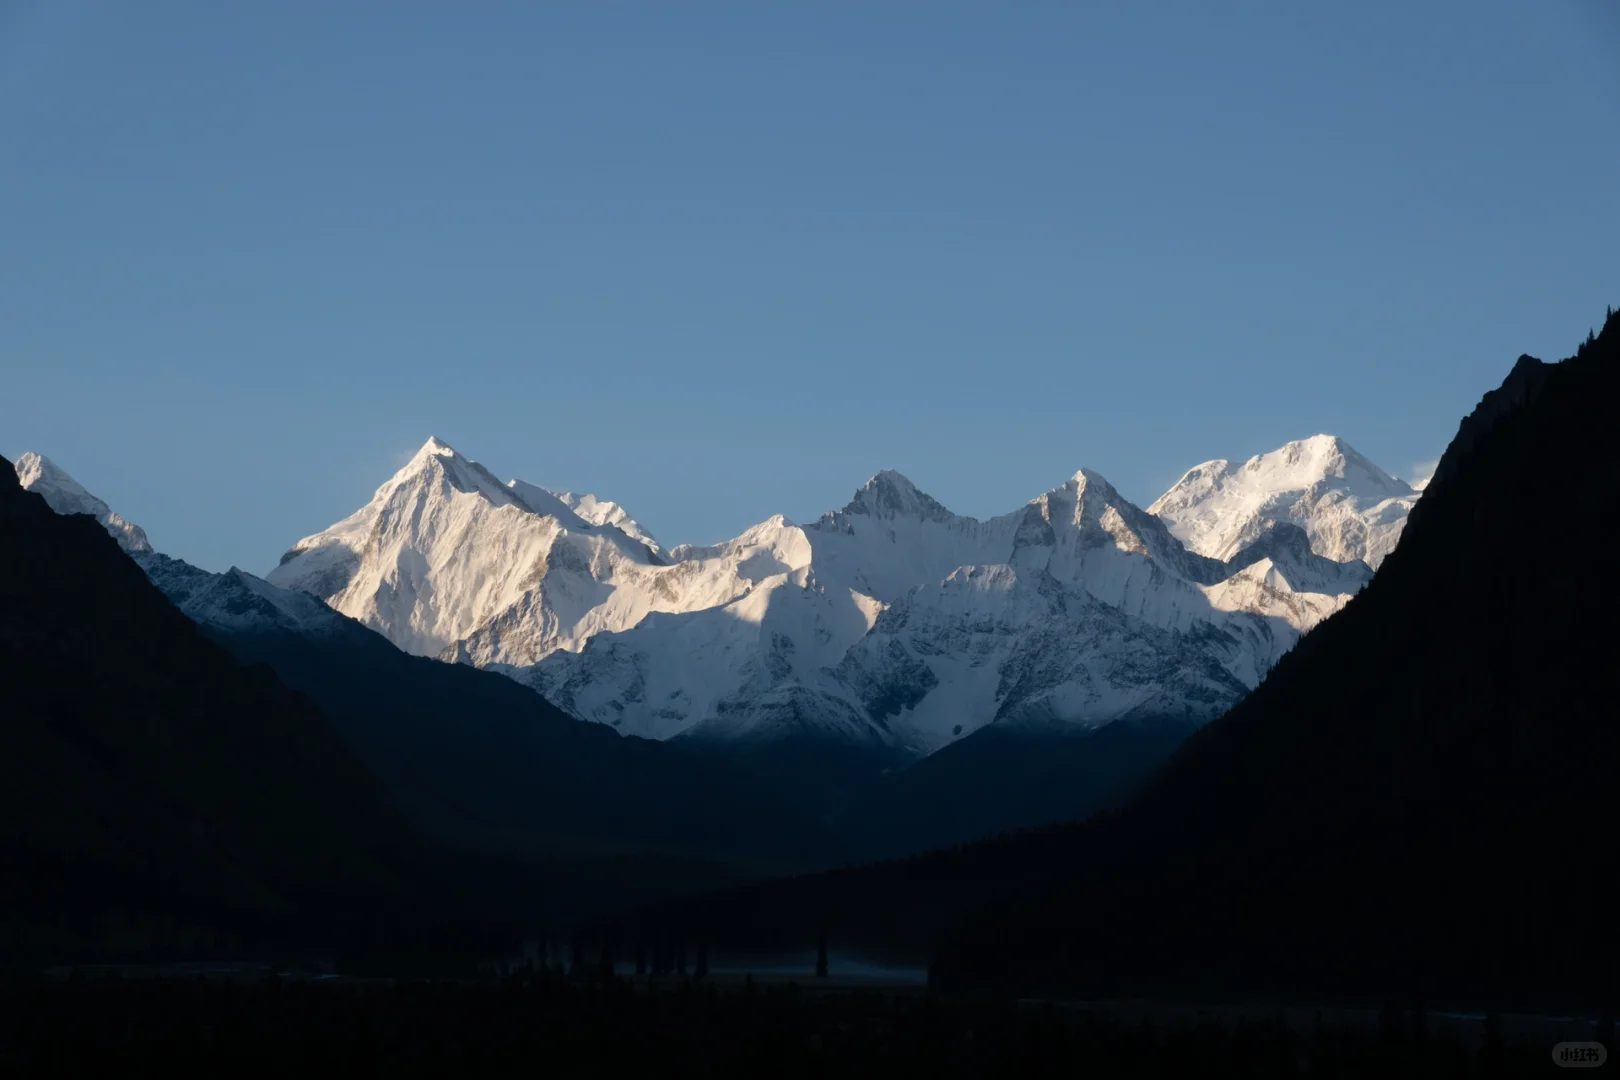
[
  {"left": 1070, "top": 466, "right": 1114, "bottom": 491},
  {"left": 1148, "top": 434, "right": 1420, "bottom": 569},
  {"left": 514, "top": 451, "right": 1378, "bottom": 752},
  {"left": 139, "top": 552, "right": 348, "bottom": 637},
  {"left": 11, "top": 452, "right": 352, "bottom": 639},
  {"left": 13, "top": 452, "right": 153, "bottom": 553},
  {"left": 512, "top": 482, "right": 663, "bottom": 555},
  {"left": 269, "top": 437, "right": 775, "bottom": 662},
  {"left": 418, "top": 434, "right": 455, "bottom": 457},
  {"left": 1407, "top": 458, "right": 1440, "bottom": 492},
  {"left": 843, "top": 470, "right": 955, "bottom": 523}
]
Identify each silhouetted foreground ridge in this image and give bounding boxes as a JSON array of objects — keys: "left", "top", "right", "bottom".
[
  {"left": 0, "top": 460, "right": 486, "bottom": 966},
  {"left": 930, "top": 308, "right": 1620, "bottom": 1006},
  {"left": 606, "top": 308, "right": 1620, "bottom": 1012}
]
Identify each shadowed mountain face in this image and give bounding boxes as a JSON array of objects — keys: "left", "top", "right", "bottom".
[
  {"left": 11, "top": 454, "right": 1212, "bottom": 871},
  {"left": 0, "top": 466, "right": 775, "bottom": 962},
  {"left": 138, "top": 552, "right": 1174, "bottom": 867},
  {"left": 833, "top": 717, "right": 1199, "bottom": 863},
  {"left": 597, "top": 309, "right": 1620, "bottom": 1009},
  {"left": 179, "top": 585, "right": 847, "bottom": 872},
  {"left": 0, "top": 457, "right": 430, "bottom": 963}
]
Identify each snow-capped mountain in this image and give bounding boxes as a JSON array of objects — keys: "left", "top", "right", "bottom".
[
  {"left": 267, "top": 437, "right": 690, "bottom": 660},
  {"left": 538, "top": 486, "right": 662, "bottom": 555},
  {"left": 13, "top": 453, "right": 352, "bottom": 637},
  {"left": 526, "top": 466, "right": 1369, "bottom": 754},
  {"left": 17, "top": 435, "right": 1398, "bottom": 765},
  {"left": 139, "top": 553, "right": 353, "bottom": 637},
  {"left": 1148, "top": 434, "right": 1419, "bottom": 568},
  {"left": 12, "top": 452, "right": 850, "bottom": 865},
  {"left": 13, "top": 452, "right": 151, "bottom": 553}
]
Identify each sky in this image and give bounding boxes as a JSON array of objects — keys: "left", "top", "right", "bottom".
[{"left": 3, "top": 1, "right": 1618, "bottom": 573}]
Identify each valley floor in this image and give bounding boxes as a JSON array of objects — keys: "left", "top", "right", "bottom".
[{"left": 6, "top": 968, "right": 1599, "bottom": 1077}]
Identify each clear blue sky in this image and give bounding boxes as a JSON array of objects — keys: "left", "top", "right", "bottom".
[{"left": 4, "top": 1, "right": 1617, "bottom": 573}]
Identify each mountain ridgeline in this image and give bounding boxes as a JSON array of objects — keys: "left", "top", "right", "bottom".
[
  {"left": 0, "top": 458, "right": 844, "bottom": 966},
  {"left": 18, "top": 428, "right": 1413, "bottom": 866},
  {"left": 590, "top": 308, "right": 1620, "bottom": 1011},
  {"left": 0, "top": 459, "right": 429, "bottom": 964},
  {"left": 268, "top": 436, "right": 1395, "bottom": 760}
]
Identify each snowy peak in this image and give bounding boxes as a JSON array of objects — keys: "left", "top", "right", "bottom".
[
  {"left": 552, "top": 491, "right": 660, "bottom": 550},
  {"left": 271, "top": 437, "right": 549, "bottom": 588},
  {"left": 139, "top": 552, "right": 348, "bottom": 637},
  {"left": 1264, "top": 434, "right": 1413, "bottom": 498},
  {"left": 9, "top": 452, "right": 349, "bottom": 637},
  {"left": 398, "top": 436, "right": 530, "bottom": 511},
  {"left": 1149, "top": 435, "right": 1420, "bottom": 568},
  {"left": 269, "top": 438, "right": 779, "bottom": 662},
  {"left": 13, "top": 452, "right": 152, "bottom": 553},
  {"left": 508, "top": 480, "right": 662, "bottom": 555},
  {"left": 1017, "top": 466, "right": 1224, "bottom": 586},
  {"left": 420, "top": 435, "right": 453, "bottom": 454},
  {"left": 841, "top": 470, "right": 955, "bottom": 523},
  {"left": 505, "top": 478, "right": 593, "bottom": 529},
  {"left": 268, "top": 435, "right": 640, "bottom": 657}
]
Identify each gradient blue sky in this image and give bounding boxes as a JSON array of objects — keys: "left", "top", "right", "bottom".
[{"left": 4, "top": 1, "right": 1618, "bottom": 573}]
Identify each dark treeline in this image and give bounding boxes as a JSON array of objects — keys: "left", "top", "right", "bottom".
[{"left": 0, "top": 973, "right": 1577, "bottom": 1079}]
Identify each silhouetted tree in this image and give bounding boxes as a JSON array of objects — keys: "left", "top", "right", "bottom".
[
  {"left": 1480, "top": 1010, "right": 1506, "bottom": 1080},
  {"left": 634, "top": 941, "right": 647, "bottom": 978},
  {"left": 816, "top": 935, "right": 828, "bottom": 979},
  {"left": 676, "top": 942, "right": 687, "bottom": 978},
  {"left": 1378, "top": 998, "right": 1407, "bottom": 1045},
  {"left": 694, "top": 943, "right": 709, "bottom": 981},
  {"left": 570, "top": 933, "right": 585, "bottom": 978}
]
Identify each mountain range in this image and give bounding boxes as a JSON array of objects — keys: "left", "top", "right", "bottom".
[
  {"left": 10, "top": 305, "right": 1611, "bottom": 1005},
  {"left": 14, "top": 435, "right": 1415, "bottom": 858},
  {"left": 264, "top": 434, "right": 1404, "bottom": 759}
]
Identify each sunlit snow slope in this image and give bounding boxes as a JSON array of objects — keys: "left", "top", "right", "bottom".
[
  {"left": 18, "top": 435, "right": 1405, "bottom": 758},
  {"left": 1148, "top": 435, "right": 1419, "bottom": 568},
  {"left": 259, "top": 437, "right": 1396, "bottom": 756},
  {"left": 13, "top": 452, "right": 151, "bottom": 554}
]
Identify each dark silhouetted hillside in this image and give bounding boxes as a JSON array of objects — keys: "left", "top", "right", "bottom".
[
  {"left": 833, "top": 716, "right": 1195, "bottom": 861},
  {"left": 597, "top": 307, "right": 1620, "bottom": 1011},
  {"left": 200, "top": 612, "right": 842, "bottom": 871},
  {"left": 0, "top": 460, "right": 453, "bottom": 966}
]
